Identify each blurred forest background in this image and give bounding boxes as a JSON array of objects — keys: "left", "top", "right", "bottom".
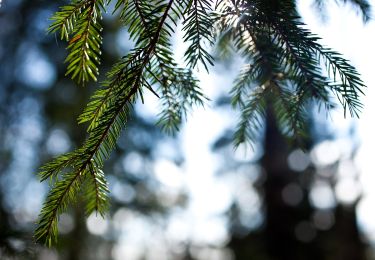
[{"left": 0, "top": 0, "right": 373, "bottom": 259}]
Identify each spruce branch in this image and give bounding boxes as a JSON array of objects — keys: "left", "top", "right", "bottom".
[
  {"left": 48, "top": 0, "right": 106, "bottom": 84},
  {"left": 37, "top": 0, "right": 369, "bottom": 246},
  {"left": 35, "top": 171, "right": 84, "bottom": 246},
  {"left": 48, "top": 0, "right": 91, "bottom": 40},
  {"left": 85, "top": 161, "right": 110, "bottom": 216},
  {"left": 233, "top": 85, "right": 268, "bottom": 149},
  {"left": 265, "top": 10, "right": 365, "bottom": 117},
  {"left": 129, "top": 0, "right": 207, "bottom": 133},
  {"left": 270, "top": 79, "right": 309, "bottom": 147},
  {"left": 183, "top": 0, "right": 215, "bottom": 71},
  {"left": 218, "top": 0, "right": 365, "bottom": 147},
  {"left": 65, "top": 0, "right": 103, "bottom": 83},
  {"left": 36, "top": 0, "right": 177, "bottom": 246}
]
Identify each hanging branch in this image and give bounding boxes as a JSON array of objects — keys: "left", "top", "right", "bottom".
[{"left": 36, "top": 0, "right": 369, "bottom": 245}]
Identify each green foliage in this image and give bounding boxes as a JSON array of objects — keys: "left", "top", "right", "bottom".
[
  {"left": 216, "top": 0, "right": 366, "bottom": 147},
  {"left": 37, "top": 0, "right": 370, "bottom": 246},
  {"left": 182, "top": 0, "right": 215, "bottom": 71},
  {"left": 156, "top": 68, "right": 206, "bottom": 133},
  {"left": 36, "top": 170, "right": 84, "bottom": 246},
  {"left": 48, "top": 0, "right": 106, "bottom": 84}
]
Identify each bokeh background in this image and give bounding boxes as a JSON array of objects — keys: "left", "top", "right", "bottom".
[{"left": 0, "top": 0, "right": 375, "bottom": 259}]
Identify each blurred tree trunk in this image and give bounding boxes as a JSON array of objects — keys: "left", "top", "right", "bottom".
[
  {"left": 63, "top": 203, "right": 87, "bottom": 260},
  {"left": 261, "top": 107, "right": 320, "bottom": 260},
  {"left": 228, "top": 106, "right": 367, "bottom": 260},
  {"left": 332, "top": 204, "right": 366, "bottom": 260}
]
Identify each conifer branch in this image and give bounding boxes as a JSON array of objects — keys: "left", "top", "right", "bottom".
[
  {"left": 36, "top": 0, "right": 177, "bottom": 246},
  {"left": 85, "top": 163, "right": 110, "bottom": 216},
  {"left": 35, "top": 171, "right": 83, "bottom": 246},
  {"left": 218, "top": 0, "right": 365, "bottom": 147},
  {"left": 37, "top": 0, "right": 369, "bottom": 246},
  {"left": 49, "top": 0, "right": 106, "bottom": 84},
  {"left": 48, "top": 0, "right": 91, "bottom": 40},
  {"left": 183, "top": 0, "right": 215, "bottom": 71}
]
